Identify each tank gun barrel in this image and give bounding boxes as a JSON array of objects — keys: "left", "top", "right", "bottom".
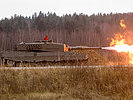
[{"left": 69, "top": 46, "right": 102, "bottom": 51}]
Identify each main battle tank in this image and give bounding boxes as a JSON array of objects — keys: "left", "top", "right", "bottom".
[{"left": 0, "top": 39, "right": 102, "bottom": 67}]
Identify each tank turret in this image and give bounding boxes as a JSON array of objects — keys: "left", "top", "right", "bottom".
[{"left": 15, "top": 40, "right": 69, "bottom": 52}]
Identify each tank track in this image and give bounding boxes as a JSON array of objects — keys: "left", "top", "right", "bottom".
[{"left": 1, "top": 58, "right": 89, "bottom": 67}]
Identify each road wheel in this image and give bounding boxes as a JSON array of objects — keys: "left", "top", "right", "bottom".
[{"left": 6, "top": 60, "right": 15, "bottom": 67}]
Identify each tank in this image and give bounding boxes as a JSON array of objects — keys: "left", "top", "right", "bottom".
[{"left": 0, "top": 40, "right": 102, "bottom": 67}]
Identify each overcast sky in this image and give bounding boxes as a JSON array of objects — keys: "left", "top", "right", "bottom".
[{"left": 0, "top": 0, "right": 133, "bottom": 19}]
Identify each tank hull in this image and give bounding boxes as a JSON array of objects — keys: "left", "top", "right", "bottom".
[{"left": 0, "top": 51, "right": 89, "bottom": 67}]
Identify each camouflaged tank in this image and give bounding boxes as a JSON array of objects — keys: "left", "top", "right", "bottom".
[{"left": 0, "top": 40, "right": 102, "bottom": 67}]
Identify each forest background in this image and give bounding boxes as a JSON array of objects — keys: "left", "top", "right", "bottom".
[{"left": 0, "top": 12, "right": 133, "bottom": 50}]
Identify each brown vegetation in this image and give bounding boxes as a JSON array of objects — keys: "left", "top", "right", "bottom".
[{"left": 1, "top": 66, "right": 133, "bottom": 99}]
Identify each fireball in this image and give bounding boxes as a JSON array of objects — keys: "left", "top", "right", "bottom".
[
  {"left": 120, "top": 20, "right": 126, "bottom": 30},
  {"left": 110, "top": 20, "right": 133, "bottom": 64}
]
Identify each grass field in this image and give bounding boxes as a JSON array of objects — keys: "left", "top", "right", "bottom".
[{"left": 1, "top": 66, "right": 133, "bottom": 100}]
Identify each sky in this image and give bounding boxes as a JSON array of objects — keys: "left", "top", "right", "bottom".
[{"left": 0, "top": 0, "right": 133, "bottom": 19}]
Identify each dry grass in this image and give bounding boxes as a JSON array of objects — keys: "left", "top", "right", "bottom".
[
  {"left": 0, "top": 93, "right": 78, "bottom": 100},
  {"left": 1, "top": 66, "right": 133, "bottom": 100},
  {"left": 71, "top": 50, "right": 107, "bottom": 65}
]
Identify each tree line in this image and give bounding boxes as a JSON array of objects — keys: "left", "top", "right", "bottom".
[{"left": 0, "top": 11, "right": 133, "bottom": 50}]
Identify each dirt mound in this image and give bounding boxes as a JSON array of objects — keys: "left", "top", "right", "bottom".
[{"left": 71, "top": 50, "right": 107, "bottom": 66}]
